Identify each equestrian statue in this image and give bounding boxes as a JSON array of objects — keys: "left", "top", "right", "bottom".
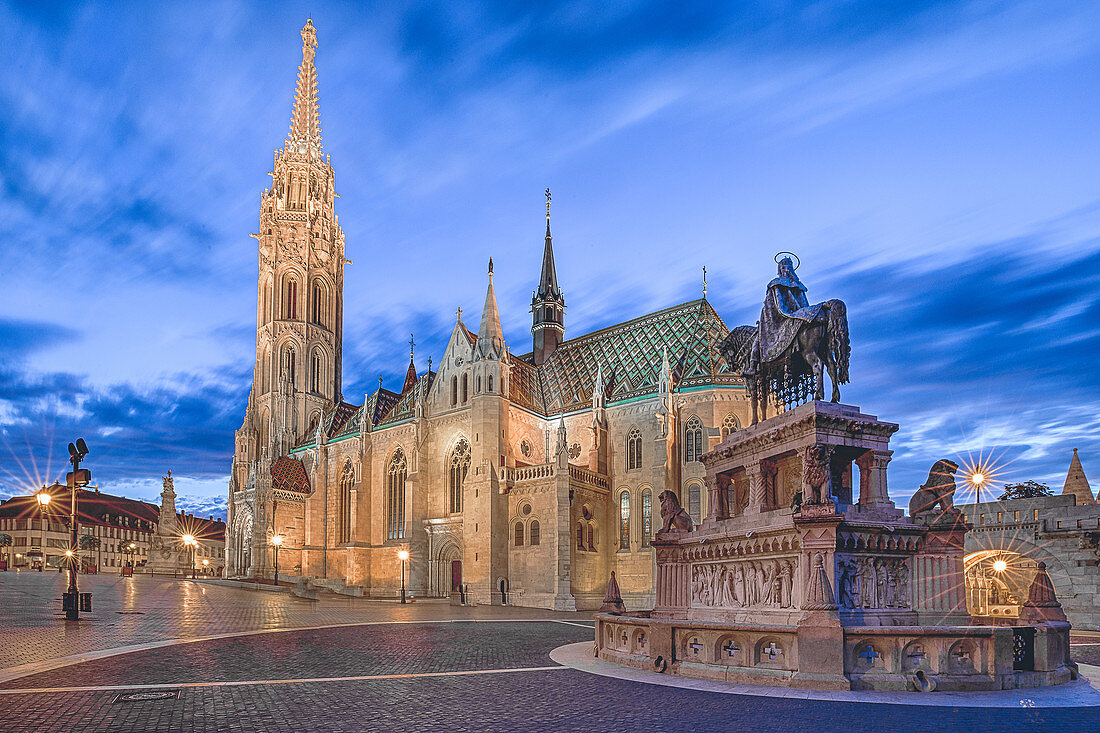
[{"left": 719, "top": 254, "right": 850, "bottom": 424}]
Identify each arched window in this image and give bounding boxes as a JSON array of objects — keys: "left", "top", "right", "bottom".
[
  {"left": 685, "top": 416, "right": 704, "bottom": 463},
  {"left": 576, "top": 522, "right": 584, "bottom": 550},
  {"left": 339, "top": 462, "right": 353, "bottom": 543},
  {"left": 721, "top": 413, "right": 741, "bottom": 439},
  {"left": 449, "top": 438, "right": 471, "bottom": 514},
  {"left": 387, "top": 449, "right": 407, "bottom": 540},
  {"left": 641, "top": 488, "right": 653, "bottom": 547},
  {"left": 451, "top": 376, "right": 458, "bottom": 406},
  {"left": 588, "top": 523, "right": 597, "bottom": 551},
  {"left": 282, "top": 346, "right": 297, "bottom": 385},
  {"left": 688, "top": 483, "right": 702, "bottom": 525},
  {"left": 311, "top": 281, "right": 325, "bottom": 327},
  {"left": 488, "top": 374, "right": 493, "bottom": 392},
  {"left": 461, "top": 374, "right": 468, "bottom": 403},
  {"left": 310, "top": 349, "right": 324, "bottom": 395},
  {"left": 530, "top": 520, "right": 540, "bottom": 546},
  {"left": 259, "top": 348, "right": 271, "bottom": 394},
  {"left": 259, "top": 409, "right": 270, "bottom": 449},
  {"left": 261, "top": 281, "right": 271, "bottom": 325},
  {"left": 514, "top": 522, "right": 524, "bottom": 547},
  {"left": 619, "top": 491, "right": 630, "bottom": 550},
  {"left": 285, "top": 279, "right": 298, "bottom": 320},
  {"left": 476, "top": 375, "right": 481, "bottom": 394},
  {"left": 627, "top": 427, "right": 642, "bottom": 470}
]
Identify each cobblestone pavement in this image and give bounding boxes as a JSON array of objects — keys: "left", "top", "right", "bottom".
[{"left": 1, "top": 572, "right": 1097, "bottom": 732}]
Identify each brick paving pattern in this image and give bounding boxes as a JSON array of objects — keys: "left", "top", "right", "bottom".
[{"left": 1, "top": 572, "right": 1097, "bottom": 732}]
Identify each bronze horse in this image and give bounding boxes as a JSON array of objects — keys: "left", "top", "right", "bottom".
[{"left": 719, "top": 300, "right": 850, "bottom": 424}]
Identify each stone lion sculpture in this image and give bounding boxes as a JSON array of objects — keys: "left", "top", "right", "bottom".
[
  {"left": 659, "top": 490, "right": 694, "bottom": 533},
  {"left": 908, "top": 459, "right": 960, "bottom": 515}
]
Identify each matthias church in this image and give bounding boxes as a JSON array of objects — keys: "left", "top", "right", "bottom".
[{"left": 227, "top": 20, "right": 751, "bottom": 609}]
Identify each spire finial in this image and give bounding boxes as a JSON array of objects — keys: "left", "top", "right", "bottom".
[
  {"left": 378, "top": 375, "right": 383, "bottom": 391},
  {"left": 702, "top": 266, "right": 708, "bottom": 300},
  {"left": 286, "top": 18, "right": 323, "bottom": 156},
  {"left": 545, "top": 188, "right": 551, "bottom": 220},
  {"left": 456, "top": 306, "right": 463, "bottom": 321},
  {"left": 488, "top": 257, "right": 494, "bottom": 275},
  {"left": 409, "top": 333, "right": 415, "bottom": 361}
]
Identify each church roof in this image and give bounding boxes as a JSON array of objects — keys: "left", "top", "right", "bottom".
[
  {"left": 534, "top": 298, "right": 737, "bottom": 415},
  {"left": 271, "top": 456, "right": 311, "bottom": 495},
  {"left": 1062, "top": 448, "right": 1095, "bottom": 505},
  {"left": 324, "top": 401, "right": 359, "bottom": 438},
  {"left": 378, "top": 370, "right": 436, "bottom": 427}
]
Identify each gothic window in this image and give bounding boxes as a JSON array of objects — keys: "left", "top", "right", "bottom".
[
  {"left": 476, "top": 375, "right": 481, "bottom": 394},
  {"left": 310, "top": 349, "right": 324, "bottom": 395},
  {"left": 588, "top": 523, "right": 597, "bottom": 551},
  {"left": 259, "top": 348, "right": 271, "bottom": 394},
  {"left": 386, "top": 449, "right": 407, "bottom": 541},
  {"left": 514, "top": 522, "right": 524, "bottom": 547},
  {"left": 461, "top": 374, "right": 468, "bottom": 403},
  {"left": 449, "top": 438, "right": 471, "bottom": 514},
  {"left": 285, "top": 279, "right": 298, "bottom": 320},
  {"left": 530, "top": 520, "right": 540, "bottom": 546},
  {"left": 287, "top": 173, "right": 306, "bottom": 211},
  {"left": 451, "top": 376, "right": 458, "bottom": 406},
  {"left": 685, "top": 416, "right": 704, "bottom": 463},
  {"left": 627, "top": 427, "right": 642, "bottom": 470},
  {"left": 339, "top": 462, "right": 353, "bottom": 543},
  {"left": 641, "top": 488, "right": 653, "bottom": 547},
  {"left": 311, "top": 281, "right": 325, "bottom": 327},
  {"left": 488, "top": 374, "right": 493, "bottom": 392},
  {"left": 282, "top": 346, "right": 297, "bottom": 385},
  {"left": 688, "top": 483, "right": 702, "bottom": 525},
  {"left": 619, "top": 491, "right": 630, "bottom": 550},
  {"left": 261, "top": 281, "right": 271, "bottom": 325},
  {"left": 576, "top": 522, "right": 584, "bottom": 550},
  {"left": 721, "top": 413, "right": 741, "bottom": 439}
]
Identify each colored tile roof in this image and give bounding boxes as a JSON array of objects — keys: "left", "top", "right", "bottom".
[{"left": 270, "top": 456, "right": 311, "bottom": 495}]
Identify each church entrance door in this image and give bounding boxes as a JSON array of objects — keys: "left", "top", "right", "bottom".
[{"left": 451, "top": 560, "right": 462, "bottom": 593}]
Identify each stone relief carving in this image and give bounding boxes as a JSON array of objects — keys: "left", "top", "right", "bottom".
[
  {"left": 690, "top": 559, "right": 796, "bottom": 609},
  {"left": 838, "top": 556, "right": 910, "bottom": 609}
]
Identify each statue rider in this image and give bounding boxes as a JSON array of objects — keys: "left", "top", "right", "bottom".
[{"left": 753, "top": 256, "right": 827, "bottom": 368}]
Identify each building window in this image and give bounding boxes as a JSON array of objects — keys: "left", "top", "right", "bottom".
[
  {"left": 576, "top": 522, "right": 584, "bottom": 550},
  {"left": 461, "top": 374, "right": 468, "bottom": 403},
  {"left": 451, "top": 376, "right": 458, "bottom": 406},
  {"left": 685, "top": 416, "right": 704, "bottom": 463},
  {"left": 285, "top": 279, "right": 298, "bottom": 319},
  {"left": 310, "top": 349, "right": 324, "bottom": 395},
  {"left": 721, "top": 413, "right": 741, "bottom": 439},
  {"left": 387, "top": 449, "right": 407, "bottom": 540},
  {"left": 282, "top": 347, "right": 296, "bottom": 385},
  {"left": 449, "top": 438, "right": 471, "bottom": 514},
  {"left": 339, "top": 462, "right": 353, "bottom": 543},
  {"left": 530, "top": 520, "right": 540, "bottom": 546},
  {"left": 619, "top": 491, "right": 630, "bottom": 550},
  {"left": 488, "top": 374, "right": 493, "bottom": 392},
  {"left": 688, "top": 483, "right": 702, "bottom": 525},
  {"left": 588, "top": 523, "right": 597, "bottom": 551},
  {"left": 514, "top": 522, "right": 524, "bottom": 547},
  {"left": 641, "top": 488, "right": 652, "bottom": 547},
  {"left": 311, "top": 281, "right": 325, "bottom": 327},
  {"left": 627, "top": 427, "right": 642, "bottom": 470}
]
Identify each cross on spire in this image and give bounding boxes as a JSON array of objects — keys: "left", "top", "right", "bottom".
[
  {"left": 409, "top": 333, "right": 415, "bottom": 359},
  {"left": 702, "top": 266, "right": 708, "bottom": 299},
  {"left": 545, "top": 188, "right": 551, "bottom": 220}
]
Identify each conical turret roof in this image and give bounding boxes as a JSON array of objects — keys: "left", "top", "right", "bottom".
[
  {"left": 478, "top": 258, "right": 505, "bottom": 356},
  {"left": 1062, "top": 448, "right": 1094, "bottom": 505}
]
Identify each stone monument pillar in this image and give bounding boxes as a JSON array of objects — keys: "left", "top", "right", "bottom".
[{"left": 147, "top": 471, "right": 184, "bottom": 575}]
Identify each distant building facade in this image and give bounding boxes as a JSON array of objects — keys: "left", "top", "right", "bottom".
[
  {"left": 226, "top": 21, "right": 752, "bottom": 609},
  {"left": 959, "top": 449, "right": 1099, "bottom": 630},
  {"left": 0, "top": 483, "right": 225, "bottom": 575}
]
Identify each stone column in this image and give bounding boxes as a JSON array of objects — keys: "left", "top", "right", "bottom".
[
  {"left": 911, "top": 511, "right": 971, "bottom": 625},
  {"left": 746, "top": 462, "right": 765, "bottom": 515},
  {"left": 856, "top": 450, "right": 893, "bottom": 506}
]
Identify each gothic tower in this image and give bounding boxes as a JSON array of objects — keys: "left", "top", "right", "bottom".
[
  {"left": 531, "top": 189, "right": 565, "bottom": 365},
  {"left": 243, "top": 18, "right": 346, "bottom": 467}
]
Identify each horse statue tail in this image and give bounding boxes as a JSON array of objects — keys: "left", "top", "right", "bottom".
[{"left": 826, "top": 299, "right": 850, "bottom": 384}]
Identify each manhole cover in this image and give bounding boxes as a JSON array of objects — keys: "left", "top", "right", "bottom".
[
  {"left": 113, "top": 690, "right": 180, "bottom": 703},
  {"left": 115, "top": 611, "right": 144, "bottom": 615}
]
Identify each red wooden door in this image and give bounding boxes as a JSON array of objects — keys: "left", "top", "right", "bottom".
[{"left": 451, "top": 560, "right": 462, "bottom": 592}]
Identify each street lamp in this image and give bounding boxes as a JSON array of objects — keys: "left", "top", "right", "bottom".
[
  {"left": 202, "top": 559, "right": 209, "bottom": 577},
  {"left": 182, "top": 534, "right": 197, "bottom": 579},
  {"left": 398, "top": 548, "right": 409, "bottom": 604},
  {"left": 269, "top": 535, "right": 283, "bottom": 584},
  {"left": 35, "top": 491, "right": 50, "bottom": 572}
]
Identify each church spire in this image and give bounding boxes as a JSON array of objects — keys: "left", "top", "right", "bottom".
[
  {"left": 531, "top": 188, "right": 566, "bottom": 365},
  {"left": 1062, "top": 448, "right": 1095, "bottom": 505},
  {"left": 285, "top": 19, "right": 322, "bottom": 157},
  {"left": 402, "top": 333, "right": 418, "bottom": 393},
  {"left": 478, "top": 258, "right": 505, "bottom": 358}
]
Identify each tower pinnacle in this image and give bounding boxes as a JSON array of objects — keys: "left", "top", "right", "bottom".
[
  {"left": 286, "top": 19, "right": 323, "bottom": 157},
  {"left": 531, "top": 188, "right": 565, "bottom": 365}
]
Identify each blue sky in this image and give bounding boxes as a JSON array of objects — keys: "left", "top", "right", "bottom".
[{"left": 1, "top": 0, "right": 1098, "bottom": 519}]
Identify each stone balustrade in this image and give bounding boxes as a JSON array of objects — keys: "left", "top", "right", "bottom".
[{"left": 503, "top": 462, "right": 609, "bottom": 492}]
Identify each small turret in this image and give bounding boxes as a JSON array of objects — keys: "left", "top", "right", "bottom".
[
  {"left": 478, "top": 258, "right": 505, "bottom": 359},
  {"left": 531, "top": 189, "right": 565, "bottom": 365},
  {"left": 1062, "top": 448, "right": 1094, "bottom": 505}
]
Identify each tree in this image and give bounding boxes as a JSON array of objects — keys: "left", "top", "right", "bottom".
[
  {"left": 78, "top": 533, "right": 101, "bottom": 571},
  {"left": 999, "top": 480, "right": 1053, "bottom": 501},
  {"left": 0, "top": 533, "right": 12, "bottom": 569}
]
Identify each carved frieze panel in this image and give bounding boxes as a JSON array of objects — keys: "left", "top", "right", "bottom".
[
  {"left": 837, "top": 555, "right": 910, "bottom": 610},
  {"left": 690, "top": 558, "right": 797, "bottom": 609}
]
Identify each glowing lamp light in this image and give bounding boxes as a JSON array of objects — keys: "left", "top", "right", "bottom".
[
  {"left": 182, "top": 534, "right": 196, "bottom": 546},
  {"left": 270, "top": 534, "right": 284, "bottom": 547},
  {"left": 202, "top": 559, "right": 209, "bottom": 566},
  {"left": 971, "top": 473, "right": 986, "bottom": 486},
  {"left": 36, "top": 492, "right": 51, "bottom": 506},
  {"left": 993, "top": 560, "right": 1008, "bottom": 573},
  {"left": 65, "top": 550, "right": 73, "bottom": 557},
  {"left": 397, "top": 549, "right": 410, "bottom": 561}
]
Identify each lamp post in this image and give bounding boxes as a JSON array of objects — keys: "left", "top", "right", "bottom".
[
  {"left": 269, "top": 534, "right": 283, "bottom": 585},
  {"left": 398, "top": 549, "right": 409, "bottom": 603},
  {"left": 62, "top": 438, "right": 89, "bottom": 620},
  {"left": 36, "top": 490, "right": 51, "bottom": 571},
  {"left": 182, "top": 534, "right": 197, "bottom": 579},
  {"left": 202, "top": 559, "right": 209, "bottom": 577}
]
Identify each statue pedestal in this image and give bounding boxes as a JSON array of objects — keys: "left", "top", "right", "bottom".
[{"left": 910, "top": 509, "right": 971, "bottom": 625}]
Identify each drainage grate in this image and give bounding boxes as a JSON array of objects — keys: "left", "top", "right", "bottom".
[
  {"left": 113, "top": 690, "right": 180, "bottom": 703},
  {"left": 115, "top": 611, "right": 145, "bottom": 615}
]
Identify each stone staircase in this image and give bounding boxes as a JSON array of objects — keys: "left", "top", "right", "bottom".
[{"left": 292, "top": 576, "right": 364, "bottom": 599}]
